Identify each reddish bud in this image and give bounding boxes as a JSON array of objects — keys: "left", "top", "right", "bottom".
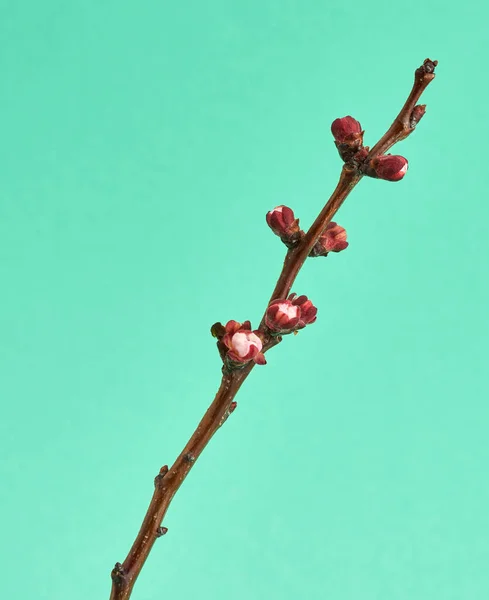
[
  {"left": 265, "top": 299, "right": 301, "bottom": 334},
  {"left": 288, "top": 294, "right": 317, "bottom": 328},
  {"left": 370, "top": 155, "right": 408, "bottom": 182},
  {"left": 410, "top": 104, "right": 426, "bottom": 128},
  {"left": 266, "top": 206, "right": 302, "bottom": 246},
  {"left": 310, "top": 222, "right": 348, "bottom": 257},
  {"left": 154, "top": 465, "right": 169, "bottom": 488},
  {"left": 331, "top": 116, "right": 364, "bottom": 163},
  {"left": 331, "top": 116, "right": 362, "bottom": 144},
  {"left": 222, "top": 320, "right": 266, "bottom": 366}
]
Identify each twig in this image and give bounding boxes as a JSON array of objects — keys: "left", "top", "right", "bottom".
[{"left": 109, "top": 58, "right": 437, "bottom": 600}]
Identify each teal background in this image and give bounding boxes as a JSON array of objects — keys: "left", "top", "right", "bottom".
[{"left": 1, "top": 2, "right": 487, "bottom": 599}]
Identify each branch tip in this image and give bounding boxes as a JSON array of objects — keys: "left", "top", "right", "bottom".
[
  {"left": 424, "top": 58, "right": 438, "bottom": 73},
  {"left": 416, "top": 58, "right": 437, "bottom": 79}
]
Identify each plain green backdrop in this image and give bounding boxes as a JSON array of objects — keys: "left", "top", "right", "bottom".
[{"left": 1, "top": 1, "right": 488, "bottom": 599}]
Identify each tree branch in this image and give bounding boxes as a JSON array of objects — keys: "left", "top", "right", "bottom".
[
  {"left": 110, "top": 371, "right": 251, "bottom": 600},
  {"left": 367, "top": 58, "right": 438, "bottom": 158},
  {"left": 109, "top": 58, "right": 437, "bottom": 600}
]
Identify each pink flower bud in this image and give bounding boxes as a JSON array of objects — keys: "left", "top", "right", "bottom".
[
  {"left": 370, "top": 155, "right": 408, "bottom": 182},
  {"left": 288, "top": 294, "right": 317, "bottom": 328},
  {"left": 331, "top": 116, "right": 362, "bottom": 144},
  {"left": 310, "top": 222, "right": 348, "bottom": 257},
  {"left": 265, "top": 299, "right": 301, "bottom": 334},
  {"left": 222, "top": 320, "right": 266, "bottom": 366},
  {"left": 266, "top": 205, "right": 302, "bottom": 245}
]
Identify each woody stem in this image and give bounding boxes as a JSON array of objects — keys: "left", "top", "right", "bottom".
[{"left": 109, "top": 58, "right": 437, "bottom": 600}]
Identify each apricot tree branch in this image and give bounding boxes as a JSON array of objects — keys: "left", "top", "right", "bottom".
[
  {"left": 264, "top": 166, "right": 360, "bottom": 308},
  {"left": 109, "top": 58, "right": 437, "bottom": 600},
  {"left": 367, "top": 58, "right": 438, "bottom": 157},
  {"left": 265, "top": 59, "right": 438, "bottom": 309}
]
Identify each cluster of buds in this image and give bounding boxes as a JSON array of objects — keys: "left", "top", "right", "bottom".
[
  {"left": 213, "top": 320, "right": 266, "bottom": 368},
  {"left": 331, "top": 116, "right": 409, "bottom": 182},
  {"left": 266, "top": 206, "right": 303, "bottom": 247},
  {"left": 265, "top": 293, "right": 317, "bottom": 335},
  {"left": 310, "top": 221, "right": 348, "bottom": 257},
  {"left": 266, "top": 205, "right": 349, "bottom": 258},
  {"left": 211, "top": 295, "right": 317, "bottom": 368},
  {"left": 217, "top": 106, "right": 426, "bottom": 366}
]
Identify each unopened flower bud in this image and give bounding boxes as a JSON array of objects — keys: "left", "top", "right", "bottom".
[
  {"left": 331, "top": 116, "right": 364, "bottom": 163},
  {"left": 222, "top": 320, "right": 266, "bottom": 366},
  {"left": 310, "top": 222, "right": 348, "bottom": 257},
  {"left": 370, "top": 155, "right": 408, "bottom": 182},
  {"left": 265, "top": 299, "right": 301, "bottom": 334},
  {"left": 288, "top": 294, "right": 317, "bottom": 328},
  {"left": 331, "top": 116, "right": 362, "bottom": 144},
  {"left": 266, "top": 206, "right": 302, "bottom": 246}
]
